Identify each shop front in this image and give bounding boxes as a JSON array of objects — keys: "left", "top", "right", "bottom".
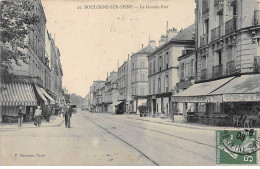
[
  {"left": 172, "top": 75, "right": 260, "bottom": 127},
  {"left": 0, "top": 81, "right": 37, "bottom": 123}
]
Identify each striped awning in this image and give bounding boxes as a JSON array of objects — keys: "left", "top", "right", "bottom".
[
  {"left": 34, "top": 84, "right": 47, "bottom": 102},
  {"left": 40, "top": 87, "right": 55, "bottom": 104},
  {"left": 0, "top": 82, "right": 37, "bottom": 106}
]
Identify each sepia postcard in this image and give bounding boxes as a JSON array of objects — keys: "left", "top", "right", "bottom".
[{"left": 0, "top": 0, "right": 260, "bottom": 166}]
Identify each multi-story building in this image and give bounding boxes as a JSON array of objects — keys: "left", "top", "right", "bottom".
[
  {"left": 117, "top": 59, "right": 132, "bottom": 114},
  {"left": 92, "top": 80, "right": 105, "bottom": 113},
  {"left": 45, "top": 30, "right": 63, "bottom": 106},
  {"left": 172, "top": 0, "right": 260, "bottom": 126},
  {"left": 131, "top": 41, "right": 156, "bottom": 114},
  {"left": 147, "top": 25, "right": 195, "bottom": 118},
  {"left": 0, "top": 0, "right": 59, "bottom": 122},
  {"left": 176, "top": 51, "right": 196, "bottom": 117},
  {"left": 104, "top": 71, "right": 119, "bottom": 113}
]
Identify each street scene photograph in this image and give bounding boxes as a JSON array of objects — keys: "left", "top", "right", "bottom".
[{"left": 0, "top": 0, "right": 260, "bottom": 166}]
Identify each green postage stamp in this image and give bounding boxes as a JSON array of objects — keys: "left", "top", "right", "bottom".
[{"left": 216, "top": 129, "right": 259, "bottom": 165}]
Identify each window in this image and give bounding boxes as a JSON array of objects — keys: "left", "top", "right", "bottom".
[
  {"left": 158, "top": 78, "right": 161, "bottom": 93},
  {"left": 204, "top": 19, "right": 209, "bottom": 35},
  {"left": 153, "top": 60, "right": 156, "bottom": 73},
  {"left": 190, "top": 59, "right": 194, "bottom": 76},
  {"left": 185, "top": 63, "right": 190, "bottom": 78},
  {"left": 201, "top": 56, "right": 207, "bottom": 69},
  {"left": 165, "top": 75, "right": 169, "bottom": 92},
  {"left": 227, "top": 46, "right": 233, "bottom": 62},
  {"left": 141, "top": 61, "right": 145, "bottom": 68},
  {"left": 149, "top": 81, "right": 151, "bottom": 94},
  {"left": 180, "top": 63, "right": 184, "bottom": 80},
  {"left": 153, "top": 79, "right": 155, "bottom": 94},
  {"left": 141, "top": 88, "right": 144, "bottom": 95},
  {"left": 141, "top": 73, "right": 145, "bottom": 81},
  {"left": 149, "top": 62, "right": 152, "bottom": 75}
]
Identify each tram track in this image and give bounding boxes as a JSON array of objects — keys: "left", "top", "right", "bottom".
[
  {"left": 91, "top": 113, "right": 215, "bottom": 148},
  {"left": 85, "top": 115, "right": 160, "bottom": 166}
]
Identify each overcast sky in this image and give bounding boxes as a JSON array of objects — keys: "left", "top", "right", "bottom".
[{"left": 42, "top": 0, "right": 196, "bottom": 97}]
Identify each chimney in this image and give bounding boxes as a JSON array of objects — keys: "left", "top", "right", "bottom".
[
  {"left": 149, "top": 40, "right": 156, "bottom": 49},
  {"left": 159, "top": 35, "right": 167, "bottom": 46},
  {"left": 142, "top": 44, "right": 144, "bottom": 49},
  {"left": 128, "top": 54, "right": 130, "bottom": 60},
  {"left": 167, "top": 27, "right": 178, "bottom": 41}
]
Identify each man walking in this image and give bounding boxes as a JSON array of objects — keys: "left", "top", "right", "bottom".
[
  {"left": 45, "top": 105, "right": 51, "bottom": 122},
  {"left": 64, "top": 102, "right": 73, "bottom": 128}
]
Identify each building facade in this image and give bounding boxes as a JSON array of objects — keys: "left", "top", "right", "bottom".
[
  {"left": 0, "top": 0, "right": 62, "bottom": 122},
  {"left": 172, "top": 0, "right": 260, "bottom": 127},
  {"left": 131, "top": 42, "right": 156, "bottom": 114},
  {"left": 117, "top": 59, "right": 132, "bottom": 114},
  {"left": 176, "top": 51, "right": 196, "bottom": 118},
  {"left": 147, "top": 26, "right": 195, "bottom": 118}
]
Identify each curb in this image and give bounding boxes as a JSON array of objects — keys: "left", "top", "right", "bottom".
[
  {"left": 126, "top": 116, "right": 221, "bottom": 131},
  {"left": 0, "top": 119, "right": 65, "bottom": 131}
]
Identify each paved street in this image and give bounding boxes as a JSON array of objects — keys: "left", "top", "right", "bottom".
[{"left": 0, "top": 110, "right": 217, "bottom": 166}]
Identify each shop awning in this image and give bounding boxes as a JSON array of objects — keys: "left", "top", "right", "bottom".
[
  {"left": 110, "top": 101, "right": 123, "bottom": 106},
  {"left": 34, "top": 84, "right": 47, "bottom": 102},
  {"left": 40, "top": 88, "right": 55, "bottom": 104},
  {"left": 172, "top": 77, "right": 234, "bottom": 103},
  {"left": 0, "top": 82, "right": 37, "bottom": 106},
  {"left": 209, "top": 74, "right": 260, "bottom": 102}
]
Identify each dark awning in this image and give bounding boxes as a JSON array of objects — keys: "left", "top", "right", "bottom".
[
  {"left": 209, "top": 74, "right": 260, "bottom": 102},
  {"left": 0, "top": 82, "right": 37, "bottom": 106},
  {"left": 172, "top": 77, "right": 234, "bottom": 103}
]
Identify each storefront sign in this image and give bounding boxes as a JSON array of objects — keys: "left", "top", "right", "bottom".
[
  {"left": 223, "top": 93, "right": 260, "bottom": 102},
  {"left": 172, "top": 96, "right": 208, "bottom": 103}
]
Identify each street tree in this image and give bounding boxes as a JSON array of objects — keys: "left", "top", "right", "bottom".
[{"left": 0, "top": 0, "right": 39, "bottom": 83}]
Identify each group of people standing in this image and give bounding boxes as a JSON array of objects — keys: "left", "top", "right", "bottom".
[
  {"left": 17, "top": 102, "right": 74, "bottom": 128},
  {"left": 17, "top": 104, "right": 55, "bottom": 127}
]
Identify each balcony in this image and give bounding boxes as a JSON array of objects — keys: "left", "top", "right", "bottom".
[
  {"left": 225, "top": 18, "right": 237, "bottom": 35},
  {"left": 226, "top": 60, "right": 236, "bottom": 75},
  {"left": 211, "top": 26, "right": 223, "bottom": 41},
  {"left": 253, "top": 56, "right": 260, "bottom": 72},
  {"left": 201, "top": 69, "right": 207, "bottom": 80},
  {"left": 254, "top": 10, "right": 260, "bottom": 25},
  {"left": 202, "top": 0, "right": 209, "bottom": 13},
  {"left": 212, "top": 64, "right": 223, "bottom": 78},
  {"left": 200, "top": 34, "right": 208, "bottom": 46}
]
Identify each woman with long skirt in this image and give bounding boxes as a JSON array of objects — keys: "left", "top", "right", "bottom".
[{"left": 34, "top": 106, "right": 42, "bottom": 127}]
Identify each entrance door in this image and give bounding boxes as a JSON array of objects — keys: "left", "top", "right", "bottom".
[{"left": 152, "top": 99, "right": 156, "bottom": 115}]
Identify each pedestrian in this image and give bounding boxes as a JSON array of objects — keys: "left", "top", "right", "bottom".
[
  {"left": 64, "top": 103, "right": 73, "bottom": 128},
  {"left": 29, "top": 107, "right": 34, "bottom": 121},
  {"left": 45, "top": 105, "right": 51, "bottom": 123},
  {"left": 34, "top": 106, "right": 42, "bottom": 127},
  {"left": 17, "top": 105, "right": 25, "bottom": 127}
]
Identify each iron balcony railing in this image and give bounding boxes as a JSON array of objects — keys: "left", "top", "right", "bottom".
[
  {"left": 201, "top": 69, "right": 207, "bottom": 80},
  {"left": 226, "top": 60, "right": 236, "bottom": 75},
  {"left": 254, "top": 10, "right": 260, "bottom": 25},
  {"left": 200, "top": 34, "right": 208, "bottom": 46},
  {"left": 225, "top": 18, "right": 237, "bottom": 35},
  {"left": 211, "top": 26, "right": 223, "bottom": 41},
  {"left": 212, "top": 64, "right": 223, "bottom": 78}
]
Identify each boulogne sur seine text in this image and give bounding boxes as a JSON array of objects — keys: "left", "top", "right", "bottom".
[{"left": 77, "top": 4, "right": 168, "bottom": 10}]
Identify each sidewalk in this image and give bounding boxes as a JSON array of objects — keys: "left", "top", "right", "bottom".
[
  {"left": 124, "top": 114, "right": 228, "bottom": 131},
  {"left": 0, "top": 115, "right": 64, "bottom": 130}
]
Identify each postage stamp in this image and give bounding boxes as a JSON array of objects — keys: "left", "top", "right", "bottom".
[{"left": 216, "top": 129, "right": 259, "bottom": 165}]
